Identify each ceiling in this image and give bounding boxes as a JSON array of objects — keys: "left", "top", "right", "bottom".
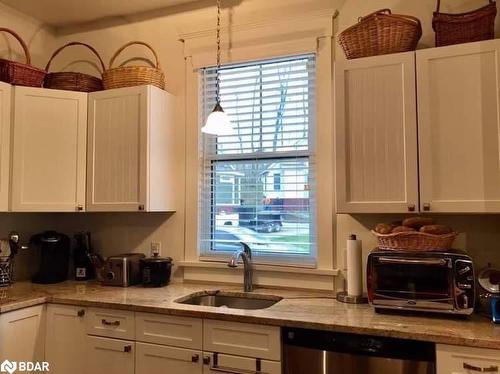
[{"left": 1, "top": 0, "right": 201, "bottom": 27}]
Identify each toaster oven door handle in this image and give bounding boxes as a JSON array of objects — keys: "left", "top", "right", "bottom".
[{"left": 377, "top": 257, "right": 448, "bottom": 266}]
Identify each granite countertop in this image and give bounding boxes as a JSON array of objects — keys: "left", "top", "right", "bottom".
[{"left": 1, "top": 281, "right": 499, "bottom": 349}]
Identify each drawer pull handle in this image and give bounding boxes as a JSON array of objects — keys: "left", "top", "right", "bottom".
[
  {"left": 191, "top": 354, "right": 199, "bottom": 363},
  {"left": 210, "top": 352, "right": 265, "bottom": 374},
  {"left": 101, "top": 319, "right": 120, "bottom": 326},
  {"left": 123, "top": 345, "right": 132, "bottom": 353},
  {"left": 77, "top": 309, "right": 85, "bottom": 317},
  {"left": 463, "top": 363, "right": 499, "bottom": 372}
]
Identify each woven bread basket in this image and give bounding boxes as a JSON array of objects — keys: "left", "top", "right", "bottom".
[
  {"left": 0, "top": 27, "right": 46, "bottom": 87},
  {"left": 339, "top": 9, "right": 422, "bottom": 59},
  {"left": 371, "top": 230, "right": 458, "bottom": 251},
  {"left": 432, "top": 0, "right": 497, "bottom": 47},
  {"left": 102, "top": 41, "right": 165, "bottom": 90},
  {"left": 44, "top": 42, "right": 105, "bottom": 92}
]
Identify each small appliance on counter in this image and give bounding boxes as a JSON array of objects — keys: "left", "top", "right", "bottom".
[
  {"left": 141, "top": 254, "right": 173, "bottom": 287},
  {"left": 31, "top": 231, "right": 70, "bottom": 284},
  {"left": 477, "top": 266, "right": 500, "bottom": 323},
  {"left": 73, "top": 232, "right": 95, "bottom": 281},
  {"left": 102, "top": 253, "right": 145, "bottom": 287},
  {"left": 367, "top": 248, "right": 475, "bottom": 316}
]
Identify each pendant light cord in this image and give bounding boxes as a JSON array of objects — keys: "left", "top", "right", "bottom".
[{"left": 216, "top": 0, "right": 222, "bottom": 104}]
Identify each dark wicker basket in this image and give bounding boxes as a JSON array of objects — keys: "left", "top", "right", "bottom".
[
  {"left": 338, "top": 9, "right": 422, "bottom": 59},
  {"left": 433, "top": 0, "right": 497, "bottom": 47},
  {"left": 103, "top": 41, "right": 165, "bottom": 90},
  {"left": 44, "top": 42, "right": 105, "bottom": 92},
  {"left": 0, "top": 28, "right": 45, "bottom": 87}
]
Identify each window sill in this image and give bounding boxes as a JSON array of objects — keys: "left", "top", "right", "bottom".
[{"left": 178, "top": 261, "right": 339, "bottom": 290}]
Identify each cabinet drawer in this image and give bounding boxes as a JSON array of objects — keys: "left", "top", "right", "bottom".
[
  {"left": 86, "top": 308, "right": 135, "bottom": 340},
  {"left": 437, "top": 344, "right": 500, "bottom": 374},
  {"left": 136, "top": 312, "right": 202, "bottom": 349},
  {"left": 203, "top": 352, "right": 281, "bottom": 374},
  {"left": 136, "top": 342, "right": 202, "bottom": 374},
  {"left": 86, "top": 336, "right": 134, "bottom": 374},
  {"left": 203, "top": 320, "right": 280, "bottom": 361}
]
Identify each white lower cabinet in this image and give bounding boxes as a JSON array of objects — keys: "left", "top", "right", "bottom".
[
  {"left": 0, "top": 305, "right": 45, "bottom": 363},
  {"left": 45, "top": 304, "right": 86, "bottom": 374},
  {"left": 136, "top": 342, "right": 202, "bottom": 374},
  {"left": 437, "top": 344, "right": 500, "bottom": 374},
  {"left": 86, "top": 336, "right": 135, "bottom": 374}
]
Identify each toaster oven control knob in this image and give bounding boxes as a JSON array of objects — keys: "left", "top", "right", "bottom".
[
  {"left": 457, "top": 282, "right": 472, "bottom": 290},
  {"left": 106, "top": 271, "right": 115, "bottom": 281}
]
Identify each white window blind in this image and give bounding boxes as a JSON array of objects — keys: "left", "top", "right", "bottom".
[{"left": 199, "top": 54, "right": 316, "bottom": 266}]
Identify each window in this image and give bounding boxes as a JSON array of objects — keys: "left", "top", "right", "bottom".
[{"left": 199, "top": 55, "right": 316, "bottom": 266}]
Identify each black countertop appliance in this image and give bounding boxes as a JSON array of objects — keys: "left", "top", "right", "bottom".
[
  {"left": 31, "top": 231, "right": 70, "bottom": 284},
  {"left": 141, "top": 254, "right": 173, "bottom": 287}
]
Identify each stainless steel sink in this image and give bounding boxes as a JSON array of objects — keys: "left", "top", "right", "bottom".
[{"left": 175, "top": 291, "right": 282, "bottom": 310}]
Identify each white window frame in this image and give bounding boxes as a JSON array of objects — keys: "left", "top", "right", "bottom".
[
  {"left": 198, "top": 55, "right": 318, "bottom": 267},
  {"left": 180, "top": 10, "right": 337, "bottom": 289}
]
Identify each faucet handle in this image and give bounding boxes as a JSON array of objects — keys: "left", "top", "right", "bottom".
[{"left": 240, "top": 242, "right": 252, "bottom": 259}]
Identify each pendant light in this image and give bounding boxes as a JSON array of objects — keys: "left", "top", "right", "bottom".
[{"left": 201, "top": 0, "right": 234, "bottom": 136}]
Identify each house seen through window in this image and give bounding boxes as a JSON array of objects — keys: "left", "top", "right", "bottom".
[{"left": 199, "top": 54, "right": 316, "bottom": 265}]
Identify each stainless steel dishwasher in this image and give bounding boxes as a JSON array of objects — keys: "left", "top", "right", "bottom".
[{"left": 283, "top": 327, "right": 436, "bottom": 374}]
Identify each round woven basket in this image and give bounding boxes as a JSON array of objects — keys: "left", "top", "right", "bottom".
[
  {"left": 0, "top": 27, "right": 46, "bottom": 87},
  {"left": 44, "top": 42, "right": 105, "bottom": 93},
  {"left": 371, "top": 230, "right": 458, "bottom": 251},
  {"left": 102, "top": 41, "right": 165, "bottom": 90}
]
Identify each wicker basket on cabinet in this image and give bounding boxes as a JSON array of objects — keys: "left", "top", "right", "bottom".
[
  {"left": 102, "top": 41, "right": 165, "bottom": 90},
  {"left": 371, "top": 230, "right": 458, "bottom": 251},
  {"left": 44, "top": 42, "right": 105, "bottom": 92},
  {"left": 432, "top": 0, "right": 497, "bottom": 47},
  {"left": 0, "top": 27, "right": 46, "bottom": 87},
  {"left": 338, "top": 9, "right": 422, "bottom": 59}
]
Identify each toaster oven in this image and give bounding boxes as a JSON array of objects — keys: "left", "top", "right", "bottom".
[
  {"left": 102, "top": 253, "right": 145, "bottom": 287},
  {"left": 367, "top": 249, "right": 475, "bottom": 315}
]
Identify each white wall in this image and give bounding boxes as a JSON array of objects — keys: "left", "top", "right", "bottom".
[{"left": 2, "top": 0, "right": 500, "bottom": 286}]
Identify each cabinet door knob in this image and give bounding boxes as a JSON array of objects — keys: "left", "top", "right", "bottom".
[
  {"left": 191, "top": 354, "right": 199, "bottom": 363},
  {"left": 77, "top": 204, "right": 83, "bottom": 211},
  {"left": 423, "top": 203, "right": 431, "bottom": 211},
  {"left": 138, "top": 204, "right": 145, "bottom": 211},
  {"left": 77, "top": 309, "right": 85, "bottom": 317},
  {"left": 123, "top": 345, "right": 132, "bottom": 353},
  {"left": 407, "top": 204, "right": 416, "bottom": 212},
  {"left": 203, "top": 356, "right": 210, "bottom": 365}
]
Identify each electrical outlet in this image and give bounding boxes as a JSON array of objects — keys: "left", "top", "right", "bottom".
[{"left": 151, "top": 241, "right": 161, "bottom": 256}]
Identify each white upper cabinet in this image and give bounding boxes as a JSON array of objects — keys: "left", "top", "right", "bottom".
[
  {"left": 11, "top": 87, "right": 87, "bottom": 212},
  {"left": 0, "top": 82, "right": 11, "bottom": 212},
  {"left": 87, "top": 85, "right": 176, "bottom": 212},
  {"left": 335, "top": 52, "right": 419, "bottom": 213},
  {"left": 417, "top": 39, "right": 500, "bottom": 213}
]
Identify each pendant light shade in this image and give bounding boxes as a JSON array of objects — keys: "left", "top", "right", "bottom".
[
  {"left": 201, "top": 0, "right": 234, "bottom": 136},
  {"left": 201, "top": 103, "right": 233, "bottom": 135}
]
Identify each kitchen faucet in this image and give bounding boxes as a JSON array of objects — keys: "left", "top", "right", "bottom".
[{"left": 227, "top": 242, "right": 253, "bottom": 292}]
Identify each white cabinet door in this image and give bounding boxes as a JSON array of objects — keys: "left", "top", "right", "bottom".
[
  {"left": 417, "top": 39, "right": 500, "bottom": 212},
  {"left": 202, "top": 352, "right": 281, "bottom": 374},
  {"left": 335, "top": 52, "right": 419, "bottom": 213},
  {"left": 87, "top": 85, "right": 176, "bottom": 212},
  {"left": 45, "top": 304, "right": 86, "bottom": 374},
  {"left": 11, "top": 87, "right": 87, "bottom": 212},
  {"left": 437, "top": 344, "right": 500, "bottom": 374},
  {"left": 136, "top": 342, "right": 202, "bottom": 374},
  {"left": 86, "top": 336, "right": 134, "bottom": 374},
  {"left": 0, "top": 82, "right": 11, "bottom": 211},
  {"left": 0, "top": 305, "right": 45, "bottom": 362}
]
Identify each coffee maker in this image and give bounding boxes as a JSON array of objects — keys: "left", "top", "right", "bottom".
[{"left": 31, "top": 231, "right": 70, "bottom": 284}]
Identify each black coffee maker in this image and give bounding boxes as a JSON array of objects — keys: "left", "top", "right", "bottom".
[{"left": 31, "top": 231, "right": 70, "bottom": 284}]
